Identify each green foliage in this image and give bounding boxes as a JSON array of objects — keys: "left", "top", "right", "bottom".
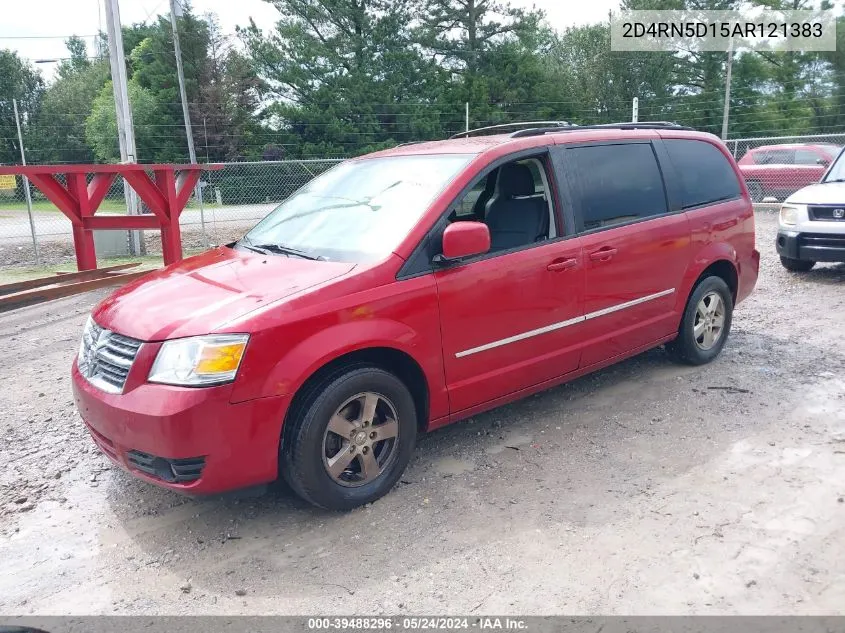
[
  {"left": 240, "top": 0, "right": 448, "bottom": 156},
  {"left": 0, "top": 50, "right": 44, "bottom": 165},
  {"left": 4, "top": 0, "right": 845, "bottom": 167},
  {"left": 124, "top": 10, "right": 210, "bottom": 161},
  {"left": 86, "top": 79, "right": 166, "bottom": 162},
  {"left": 29, "top": 38, "right": 110, "bottom": 164},
  {"left": 194, "top": 17, "right": 264, "bottom": 161}
]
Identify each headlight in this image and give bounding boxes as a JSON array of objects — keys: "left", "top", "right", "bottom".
[
  {"left": 780, "top": 205, "right": 800, "bottom": 226},
  {"left": 148, "top": 334, "right": 249, "bottom": 386}
]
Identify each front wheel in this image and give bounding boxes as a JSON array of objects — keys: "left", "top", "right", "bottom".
[
  {"left": 666, "top": 276, "right": 734, "bottom": 366},
  {"left": 780, "top": 256, "right": 815, "bottom": 272},
  {"left": 281, "top": 366, "right": 417, "bottom": 510}
]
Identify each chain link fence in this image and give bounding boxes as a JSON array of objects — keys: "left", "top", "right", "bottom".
[
  {"left": 4, "top": 132, "right": 845, "bottom": 271},
  {"left": 0, "top": 159, "right": 342, "bottom": 269},
  {"left": 725, "top": 133, "right": 845, "bottom": 203}
]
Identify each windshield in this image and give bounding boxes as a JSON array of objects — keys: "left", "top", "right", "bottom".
[
  {"left": 823, "top": 147, "right": 845, "bottom": 182},
  {"left": 239, "top": 154, "right": 473, "bottom": 263}
]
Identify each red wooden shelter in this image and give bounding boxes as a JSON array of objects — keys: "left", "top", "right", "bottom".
[{"left": 0, "top": 163, "right": 222, "bottom": 271}]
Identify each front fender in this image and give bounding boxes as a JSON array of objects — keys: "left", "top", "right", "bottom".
[
  {"left": 266, "top": 318, "right": 427, "bottom": 395},
  {"left": 230, "top": 316, "right": 447, "bottom": 422}
]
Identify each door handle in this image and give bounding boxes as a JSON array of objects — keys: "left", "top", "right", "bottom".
[
  {"left": 547, "top": 258, "right": 578, "bottom": 271},
  {"left": 588, "top": 247, "right": 618, "bottom": 262}
]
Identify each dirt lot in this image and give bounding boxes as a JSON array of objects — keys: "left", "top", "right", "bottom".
[{"left": 1, "top": 211, "right": 844, "bottom": 616}]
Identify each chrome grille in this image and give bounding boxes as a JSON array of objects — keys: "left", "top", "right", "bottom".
[{"left": 78, "top": 318, "right": 143, "bottom": 394}]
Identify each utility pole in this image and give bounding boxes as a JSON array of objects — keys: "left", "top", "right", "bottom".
[
  {"left": 104, "top": 0, "right": 142, "bottom": 255},
  {"left": 465, "top": 102, "right": 469, "bottom": 133},
  {"left": 13, "top": 98, "right": 39, "bottom": 265},
  {"left": 721, "top": 38, "right": 734, "bottom": 140},
  {"left": 632, "top": 97, "right": 639, "bottom": 123},
  {"left": 169, "top": 0, "right": 207, "bottom": 242}
]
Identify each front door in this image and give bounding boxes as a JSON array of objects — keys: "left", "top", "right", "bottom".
[{"left": 434, "top": 154, "right": 585, "bottom": 414}]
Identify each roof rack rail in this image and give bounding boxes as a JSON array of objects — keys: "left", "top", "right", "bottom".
[
  {"left": 450, "top": 121, "right": 571, "bottom": 139},
  {"left": 510, "top": 121, "right": 693, "bottom": 138}
]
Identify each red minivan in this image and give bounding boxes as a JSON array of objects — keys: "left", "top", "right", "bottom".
[{"left": 72, "top": 122, "right": 759, "bottom": 509}]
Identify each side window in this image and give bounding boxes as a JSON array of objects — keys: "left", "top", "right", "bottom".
[
  {"left": 450, "top": 168, "right": 498, "bottom": 221},
  {"left": 795, "top": 148, "right": 824, "bottom": 165},
  {"left": 570, "top": 143, "right": 667, "bottom": 232},
  {"left": 449, "top": 156, "right": 556, "bottom": 253},
  {"left": 663, "top": 139, "right": 742, "bottom": 209},
  {"left": 455, "top": 179, "right": 487, "bottom": 218}
]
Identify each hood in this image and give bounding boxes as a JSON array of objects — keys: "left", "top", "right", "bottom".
[
  {"left": 93, "top": 246, "right": 355, "bottom": 341},
  {"left": 786, "top": 181, "right": 845, "bottom": 205}
]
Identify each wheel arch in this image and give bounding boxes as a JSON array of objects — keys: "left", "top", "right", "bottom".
[
  {"left": 676, "top": 244, "right": 739, "bottom": 319},
  {"left": 696, "top": 259, "right": 738, "bottom": 302},
  {"left": 280, "top": 345, "right": 431, "bottom": 454}
]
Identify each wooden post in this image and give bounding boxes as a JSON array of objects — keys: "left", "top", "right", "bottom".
[
  {"left": 66, "top": 173, "right": 98, "bottom": 270},
  {"left": 155, "top": 170, "right": 182, "bottom": 265}
]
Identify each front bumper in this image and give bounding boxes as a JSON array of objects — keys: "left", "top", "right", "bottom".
[
  {"left": 72, "top": 362, "right": 289, "bottom": 494},
  {"left": 776, "top": 230, "right": 845, "bottom": 263}
]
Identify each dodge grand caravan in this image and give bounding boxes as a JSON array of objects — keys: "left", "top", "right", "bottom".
[{"left": 72, "top": 122, "right": 759, "bottom": 510}]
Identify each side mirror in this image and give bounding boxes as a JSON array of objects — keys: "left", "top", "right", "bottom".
[
  {"left": 818, "top": 158, "right": 830, "bottom": 166},
  {"left": 437, "top": 221, "right": 490, "bottom": 263}
]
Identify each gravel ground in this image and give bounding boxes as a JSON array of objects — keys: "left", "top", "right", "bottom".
[{"left": 1, "top": 211, "right": 844, "bottom": 615}]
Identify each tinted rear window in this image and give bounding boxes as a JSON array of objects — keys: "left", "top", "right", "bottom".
[
  {"left": 569, "top": 143, "right": 668, "bottom": 231},
  {"left": 665, "top": 139, "right": 742, "bottom": 208}
]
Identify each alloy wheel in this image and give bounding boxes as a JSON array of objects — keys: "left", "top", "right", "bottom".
[
  {"left": 693, "top": 291, "right": 726, "bottom": 350},
  {"left": 321, "top": 391, "right": 400, "bottom": 487}
]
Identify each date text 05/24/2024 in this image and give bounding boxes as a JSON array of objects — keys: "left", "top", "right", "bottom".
[{"left": 306, "top": 617, "right": 529, "bottom": 630}]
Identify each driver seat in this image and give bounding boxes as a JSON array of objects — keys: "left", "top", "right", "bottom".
[{"left": 484, "top": 163, "right": 548, "bottom": 251}]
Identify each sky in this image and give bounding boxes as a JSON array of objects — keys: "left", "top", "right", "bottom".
[{"left": 0, "top": 0, "right": 620, "bottom": 81}]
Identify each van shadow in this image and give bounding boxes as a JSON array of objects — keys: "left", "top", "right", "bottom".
[{"left": 98, "top": 327, "right": 829, "bottom": 604}]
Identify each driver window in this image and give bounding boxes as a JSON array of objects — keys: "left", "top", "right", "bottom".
[
  {"left": 449, "top": 168, "right": 498, "bottom": 223},
  {"left": 454, "top": 179, "right": 487, "bottom": 219},
  {"left": 449, "top": 156, "right": 557, "bottom": 253}
]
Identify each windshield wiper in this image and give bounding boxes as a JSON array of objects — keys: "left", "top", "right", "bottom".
[
  {"left": 823, "top": 178, "right": 845, "bottom": 184},
  {"left": 238, "top": 238, "right": 269, "bottom": 255},
  {"left": 249, "top": 243, "right": 326, "bottom": 261}
]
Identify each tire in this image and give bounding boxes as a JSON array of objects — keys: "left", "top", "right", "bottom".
[
  {"left": 746, "top": 180, "right": 764, "bottom": 202},
  {"left": 666, "top": 276, "right": 734, "bottom": 366},
  {"left": 281, "top": 366, "right": 417, "bottom": 510},
  {"left": 779, "top": 256, "right": 815, "bottom": 272}
]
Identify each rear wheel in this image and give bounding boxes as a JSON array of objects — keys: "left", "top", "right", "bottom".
[
  {"left": 666, "top": 276, "right": 733, "bottom": 366},
  {"left": 281, "top": 366, "right": 417, "bottom": 510},
  {"left": 779, "top": 256, "right": 815, "bottom": 272}
]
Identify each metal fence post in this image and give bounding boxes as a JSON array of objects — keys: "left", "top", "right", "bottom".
[
  {"left": 198, "top": 180, "right": 208, "bottom": 246},
  {"left": 13, "top": 98, "right": 39, "bottom": 266}
]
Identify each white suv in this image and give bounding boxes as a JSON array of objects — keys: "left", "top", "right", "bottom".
[{"left": 777, "top": 147, "right": 845, "bottom": 271}]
